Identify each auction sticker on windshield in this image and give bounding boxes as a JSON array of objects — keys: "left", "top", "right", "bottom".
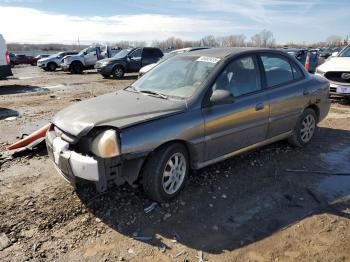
[{"left": 197, "top": 56, "right": 221, "bottom": 64}]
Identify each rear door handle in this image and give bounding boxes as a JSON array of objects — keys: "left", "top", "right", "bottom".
[{"left": 255, "top": 103, "right": 265, "bottom": 111}]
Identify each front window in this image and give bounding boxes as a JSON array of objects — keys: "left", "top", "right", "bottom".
[
  {"left": 339, "top": 45, "right": 350, "bottom": 57},
  {"left": 212, "top": 56, "right": 261, "bottom": 97},
  {"left": 132, "top": 56, "right": 218, "bottom": 98},
  {"left": 129, "top": 48, "right": 142, "bottom": 59}
]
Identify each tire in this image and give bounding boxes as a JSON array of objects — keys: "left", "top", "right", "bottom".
[
  {"left": 142, "top": 143, "right": 189, "bottom": 202},
  {"left": 112, "top": 66, "right": 124, "bottom": 79},
  {"left": 47, "top": 62, "right": 57, "bottom": 72},
  {"left": 70, "top": 62, "right": 84, "bottom": 74},
  {"left": 288, "top": 108, "right": 317, "bottom": 147}
]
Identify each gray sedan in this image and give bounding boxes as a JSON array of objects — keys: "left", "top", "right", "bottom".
[{"left": 46, "top": 48, "right": 330, "bottom": 202}]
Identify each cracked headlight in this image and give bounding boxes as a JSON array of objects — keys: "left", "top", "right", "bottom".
[{"left": 91, "top": 130, "right": 120, "bottom": 158}]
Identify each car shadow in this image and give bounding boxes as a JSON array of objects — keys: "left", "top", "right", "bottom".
[
  {"left": 0, "top": 84, "right": 49, "bottom": 95},
  {"left": 75, "top": 126, "right": 350, "bottom": 254},
  {"left": 0, "top": 108, "right": 19, "bottom": 120}
]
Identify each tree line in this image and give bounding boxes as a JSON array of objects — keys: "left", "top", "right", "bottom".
[{"left": 7, "top": 30, "right": 347, "bottom": 52}]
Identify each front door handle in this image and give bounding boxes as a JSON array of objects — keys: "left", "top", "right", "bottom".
[{"left": 255, "top": 103, "right": 265, "bottom": 111}]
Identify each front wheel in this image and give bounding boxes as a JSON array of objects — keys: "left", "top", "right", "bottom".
[
  {"left": 47, "top": 62, "right": 57, "bottom": 72},
  {"left": 142, "top": 143, "right": 189, "bottom": 202},
  {"left": 113, "top": 66, "right": 124, "bottom": 79},
  {"left": 288, "top": 108, "right": 317, "bottom": 147},
  {"left": 70, "top": 62, "right": 84, "bottom": 74}
]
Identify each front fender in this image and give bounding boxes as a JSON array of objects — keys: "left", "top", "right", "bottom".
[{"left": 120, "top": 109, "right": 205, "bottom": 168}]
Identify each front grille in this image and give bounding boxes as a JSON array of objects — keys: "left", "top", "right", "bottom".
[
  {"left": 330, "top": 87, "right": 337, "bottom": 93},
  {"left": 325, "top": 71, "right": 350, "bottom": 84}
]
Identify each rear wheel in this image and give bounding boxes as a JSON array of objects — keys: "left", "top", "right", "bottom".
[
  {"left": 113, "top": 66, "right": 124, "bottom": 79},
  {"left": 47, "top": 62, "right": 57, "bottom": 72},
  {"left": 142, "top": 143, "right": 189, "bottom": 202},
  {"left": 70, "top": 62, "right": 84, "bottom": 74},
  {"left": 288, "top": 108, "right": 317, "bottom": 147}
]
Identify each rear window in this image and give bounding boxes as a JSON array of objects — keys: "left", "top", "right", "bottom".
[{"left": 261, "top": 55, "right": 294, "bottom": 87}]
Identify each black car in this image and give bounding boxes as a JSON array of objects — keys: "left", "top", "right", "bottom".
[{"left": 95, "top": 47, "right": 163, "bottom": 79}]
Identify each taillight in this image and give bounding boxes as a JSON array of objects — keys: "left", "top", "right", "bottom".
[{"left": 5, "top": 51, "right": 10, "bottom": 65}]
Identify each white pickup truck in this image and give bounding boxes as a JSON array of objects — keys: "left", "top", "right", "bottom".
[
  {"left": 0, "top": 34, "right": 12, "bottom": 79},
  {"left": 61, "top": 45, "right": 119, "bottom": 74}
]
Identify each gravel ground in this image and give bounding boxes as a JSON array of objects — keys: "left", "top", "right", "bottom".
[{"left": 0, "top": 66, "right": 350, "bottom": 262}]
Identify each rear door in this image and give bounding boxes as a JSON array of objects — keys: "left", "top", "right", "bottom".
[
  {"left": 202, "top": 54, "right": 270, "bottom": 161},
  {"left": 258, "top": 52, "right": 307, "bottom": 138}
]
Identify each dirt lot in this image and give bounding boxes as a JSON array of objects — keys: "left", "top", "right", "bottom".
[{"left": 1, "top": 66, "right": 350, "bottom": 262}]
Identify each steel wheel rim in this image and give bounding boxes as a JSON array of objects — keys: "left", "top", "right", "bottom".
[
  {"left": 300, "top": 114, "right": 316, "bottom": 143},
  {"left": 115, "top": 68, "right": 123, "bottom": 77},
  {"left": 162, "top": 152, "right": 186, "bottom": 195}
]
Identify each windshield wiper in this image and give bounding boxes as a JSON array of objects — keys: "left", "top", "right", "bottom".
[{"left": 139, "top": 90, "right": 168, "bottom": 99}]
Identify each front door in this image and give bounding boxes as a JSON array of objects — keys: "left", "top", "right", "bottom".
[
  {"left": 85, "top": 47, "right": 98, "bottom": 66},
  {"left": 202, "top": 55, "right": 270, "bottom": 161},
  {"left": 127, "top": 48, "right": 142, "bottom": 72}
]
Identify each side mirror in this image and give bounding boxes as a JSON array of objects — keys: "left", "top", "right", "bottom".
[
  {"left": 210, "top": 89, "right": 234, "bottom": 105},
  {"left": 331, "top": 52, "right": 339, "bottom": 57}
]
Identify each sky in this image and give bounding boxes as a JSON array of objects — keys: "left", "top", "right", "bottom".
[{"left": 0, "top": 0, "right": 349, "bottom": 45}]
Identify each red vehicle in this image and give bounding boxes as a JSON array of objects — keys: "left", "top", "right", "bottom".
[{"left": 15, "top": 54, "right": 37, "bottom": 66}]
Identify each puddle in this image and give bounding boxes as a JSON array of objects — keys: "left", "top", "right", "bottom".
[
  {"left": 318, "top": 143, "right": 350, "bottom": 202},
  {"left": 8, "top": 76, "right": 36, "bottom": 80}
]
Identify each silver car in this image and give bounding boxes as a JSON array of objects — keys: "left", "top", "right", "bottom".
[
  {"left": 46, "top": 48, "right": 330, "bottom": 202},
  {"left": 37, "top": 51, "right": 78, "bottom": 71}
]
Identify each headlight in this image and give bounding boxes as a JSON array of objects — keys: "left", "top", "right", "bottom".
[
  {"left": 315, "top": 68, "right": 325, "bottom": 75},
  {"left": 91, "top": 130, "right": 120, "bottom": 158},
  {"left": 102, "top": 61, "right": 113, "bottom": 66}
]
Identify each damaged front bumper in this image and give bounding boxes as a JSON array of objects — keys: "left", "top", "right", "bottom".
[{"left": 46, "top": 126, "right": 145, "bottom": 192}]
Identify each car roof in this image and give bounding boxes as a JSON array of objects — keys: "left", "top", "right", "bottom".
[{"left": 181, "top": 47, "right": 268, "bottom": 58}]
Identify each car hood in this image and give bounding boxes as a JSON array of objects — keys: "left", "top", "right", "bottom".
[
  {"left": 64, "top": 54, "right": 83, "bottom": 61},
  {"left": 99, "top": 57, "right": 125, "bottom": 63},
  {"left": 52, "top": 90, "right": 187, "bottom": 137},
  {"left": 318, "top": 57, "right": 350, "bottom": 72},
  {"left": 39, "top": 56, "right": 57, "bottom": 62},
  {"left": 139, "top": 63, "right": 157, "bottom": 74}
]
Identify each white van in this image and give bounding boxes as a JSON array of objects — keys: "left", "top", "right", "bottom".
[{"left": 0, "top": 34, "right": 13, "bottom": 79}]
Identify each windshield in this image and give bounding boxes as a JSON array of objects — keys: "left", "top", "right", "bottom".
[
  {"left": 113, "top": 49, "right": 131, "bottom": 59},
  {"left": 339, "top": 45, "right": 350, "bottom": 57},
  {"left": 132, "top": 56, "right": 219, "bottom": 98},
  {"left": 78, "top": 48, "right": 88, "bottom": 55},
  {"left": 56, "top": 52, "right": 66, "bottom": 58}
]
